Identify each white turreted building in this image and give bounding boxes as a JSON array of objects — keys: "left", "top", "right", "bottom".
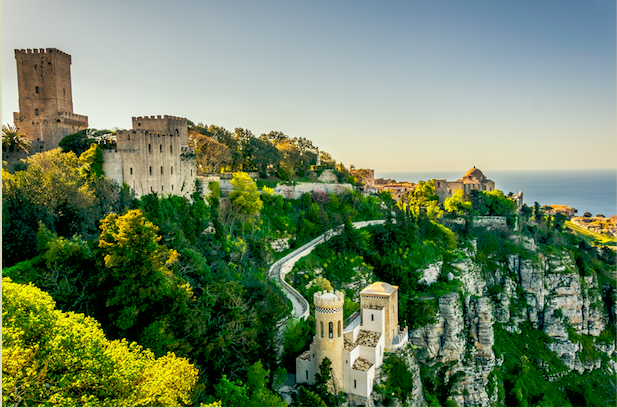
[{"left": 296, "top": 282, "right": 408, "bottom": 398}]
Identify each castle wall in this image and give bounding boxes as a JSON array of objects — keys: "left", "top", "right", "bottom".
[
  {"left": 102, "top": 117, "right": 196, "bottom": 199},
  {"left": 273, "top": 182, "right": 353, "bottom": 200}
]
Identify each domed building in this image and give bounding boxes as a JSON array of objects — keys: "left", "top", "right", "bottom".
[{"left": 434, "top": 166, "right": 496, "bottom": 202}]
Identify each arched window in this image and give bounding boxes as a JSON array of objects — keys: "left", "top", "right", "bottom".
[
  {"left": 338, "top": 321, "right": 341, "bottom": 337},
  {"left": 329, "top": 322, "right": 333, "bottom": 339},
  {"left": 320, "top": 322, "right": 324, "bottom": 338}
]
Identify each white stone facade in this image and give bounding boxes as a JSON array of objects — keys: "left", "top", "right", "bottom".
[
  {"left": 295, "top": 282, "right": 407, "bottom": 398},
  {"left": 102, "top": 115, "right": 196, "bottom": 199}
]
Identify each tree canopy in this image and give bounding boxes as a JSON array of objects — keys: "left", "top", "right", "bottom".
[{"left": 2, "top": 277, "right": 198, "bottom": 407}]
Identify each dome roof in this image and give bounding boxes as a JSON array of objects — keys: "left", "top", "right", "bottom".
[
  {"left": 463, "top": 166, "right": 485, "bottom": 180},
  {"left": 361, "top": 281, "right": 396, "bottom": 295}
]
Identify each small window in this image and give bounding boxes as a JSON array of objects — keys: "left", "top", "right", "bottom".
[
  {"left": 161, "top": 166, "right": 163, "bottom": 174},
  {"left": 138, "top": 122, "right": 141, "bottom": 127},
  {"left": 128, "top": 134, "right": 130, "bottom": 141},
  {"left": 35, "top": 109, "right": 39, "bottom": 116},
  {"left": 170, "top": 145, "right": 173, "bottom": 154},
  {"left": 190, "top": 169, "right": 192, "bottom": 176},
  {"left": 171, "top": 166, "right": 173, "bottom": 175},
  {"left": 130, "top": 168, "right": 133, "bottom": 175},
  {"left": 329, "top": 322, "right": 333, "bottom": 339},
  {"left": 171, "top": 185, "right": 174, "bottom": 190},
  {"left": 160, "top": 144, "right": 162, "bottom": 153},
  {"left": 306, "top": 370, "right": 309, "bottom": 380},
  {"left": 63, "top": 89, "right": 66, "bottom": 96},
  {"left": 354, "top": 380, "right": 357, "bottom": 388},
  {"left": 161, "top": 186, "right": 164, "bottom": 192},
  {"left": 320, "top": 322, "right": 324, "bottom": 338},
  {"left": 150, "top": 186, "right": 153, "bottom": 192},
  {"left": 338, "top": 321, "right": 341, "bottom": 337},
  {"left": 149, "top": 166, "right": 152, "bottom": 175},
  {"left": 148, "top": 144, "right": 151, "bottom": 153},
  {"left": 35, "top": 86, "right": 40, "bottom": 94},
  {"left": 371, "top": 314, "right": 374, "bottom": 321}
]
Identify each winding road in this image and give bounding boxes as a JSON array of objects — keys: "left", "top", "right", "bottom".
[{"left": 269, "top": 220, "right": 386, "bottom": 321}]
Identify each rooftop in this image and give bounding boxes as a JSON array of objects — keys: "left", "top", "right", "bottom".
[
  {"left": 351, "top": 356, "right": 373, "bottom": 372},
  {"left": 344, "top": 337, "right": 357, "bottom": 352},
  {"left": 299, "top": 350, "right": 311, "bottom": 361},
  {"left": 361, "top": 281, "right": 397, "bottom": 296},
  {"left": 357, "top": 330, "right": 381, "bottom": 347},
  {"left": 364, "top": 304, "right": 384, "bottom": 310}
]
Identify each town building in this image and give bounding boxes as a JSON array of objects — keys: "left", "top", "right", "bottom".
[
  {"left": 434, "top": 166, "right": 496, "bottom": 202},
  {"left": 101, "top": 115, "right": 197, "bottom": 199},
  {"left": 295, "top": 282, "right": 408, "bottom": 398},
  {"left": 13, "top": 48, "right": 88, "bottom": 152},
  {"left": 545, "top": 205, "right": 577, "bottom": 217}
]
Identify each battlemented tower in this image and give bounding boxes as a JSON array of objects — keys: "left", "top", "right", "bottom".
[
  {"left": 314, "top": 290, "right": 345, "bottom": 392},
  {"left": 13, "top": 48, "right": 88, "bottom": 151}
]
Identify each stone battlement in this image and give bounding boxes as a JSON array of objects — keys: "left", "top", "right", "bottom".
[
  {"left": 116, "top": 129, "right": 179, "bottom": 137},
  {"left": 132, "top": 115, "right": 186, "bottom": 121},
  {"left": 314, "top": 290, "right": 344, "bottom": 309},
  {"left": 15, "top": 48, "right": 71, "bottom": 62},
  {"left": 58, "top": 112, "right": 88, "bottom": 122}
]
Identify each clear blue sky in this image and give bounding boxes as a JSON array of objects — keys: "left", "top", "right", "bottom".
[{"left": 3, "top": 0, "right": 615, "bottom": 172}]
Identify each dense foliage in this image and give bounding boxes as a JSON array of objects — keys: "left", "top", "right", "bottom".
[{"left": 2, "top": 277, "right": 198, "bottom": 407}]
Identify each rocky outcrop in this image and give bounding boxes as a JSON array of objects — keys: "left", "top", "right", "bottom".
[{"left": 410, "top": 293, "right": 466, "bottom": 364}]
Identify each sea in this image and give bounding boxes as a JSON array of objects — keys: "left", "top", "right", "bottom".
[{"left": 375, "top": 169, "right": 617, "bottom": 218}]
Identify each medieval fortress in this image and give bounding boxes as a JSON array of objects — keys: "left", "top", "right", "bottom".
[{"left": 11, "top": 48, "right": 196, "bottom": 199}]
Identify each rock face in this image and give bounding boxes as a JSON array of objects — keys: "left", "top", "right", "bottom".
[
  {"left": 410, "top": 293, "right": 465, "bottom": 364},
  {"left": 404, "top": 234, "right": 614, "bottom": 406}
]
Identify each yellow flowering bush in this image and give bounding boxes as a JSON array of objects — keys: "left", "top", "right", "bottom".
[{"left": 2, "top": 277, "right": 198, "bottom": 407}]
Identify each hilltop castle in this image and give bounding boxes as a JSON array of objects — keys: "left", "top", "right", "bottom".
[
  {"left": 12, "top": 48, "right": 196, "bottom": 199},
  {"left": 13, "top": 48, "right": 89, "bottom": 151},
  {"left": 102, "top": 115, "right": 196, "bottom": 199},
  {"left": 296, "top": 282, "right": 408, "bottom": 398}
]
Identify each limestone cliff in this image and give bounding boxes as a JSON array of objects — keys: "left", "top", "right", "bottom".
[{"left": 406, "top": 233, "right": 615, "bottom": 407}]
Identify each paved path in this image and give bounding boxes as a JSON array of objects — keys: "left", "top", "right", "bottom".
[{"left": 269, "top": 219, "right": 386, "bottom": 321}]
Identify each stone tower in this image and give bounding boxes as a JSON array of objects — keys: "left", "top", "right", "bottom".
[
  {"left": 13, "top": 48, "right": 88, "bottom": 151},
  {"left": 314, "top": 290, "right": 345, "bottom": 392}
]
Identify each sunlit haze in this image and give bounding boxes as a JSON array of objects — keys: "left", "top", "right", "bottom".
[{"left": 3, "top": 0, "right": 615, "bottom": 172}]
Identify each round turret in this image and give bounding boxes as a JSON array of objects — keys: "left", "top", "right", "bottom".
[{"left": 314, "top": 290, "right": 344, "bottom": 392}]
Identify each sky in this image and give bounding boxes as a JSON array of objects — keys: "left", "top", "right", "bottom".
[{"left": 2, "top": 0, "right": 615, "bottom": 172}]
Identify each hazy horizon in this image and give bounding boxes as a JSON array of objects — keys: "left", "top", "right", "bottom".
[{"left": 3, "top": 0, "right": 615, "bottom": 172}]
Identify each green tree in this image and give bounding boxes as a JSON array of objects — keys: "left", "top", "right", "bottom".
[
  {"left": 444, "top": 189, "right": 473, "bottom": 216},
  {"left": 2, "top": 277, "right": 198, "bottom": 407},
  {"left": 2, "top": 123, "right": 31, "bottom": 154},
  {"left": 315, "top": 357, "right": 343, "bottom": 406},
  {"left": 59, "top": 129, "right": 97, "bottom": 156},
  {"left": 96, "top": 209, "right": 195, "bottom": 356},
  {"left": 213, "top": 360, "right": 286, "bottom": 407},
  {"left": 292, "top": 386, "right": 327, "bottom": 407},
  {"left": 408, "top": 180, "right": 442, "bottom": 220},
  {"left": 78, "top": 143, "right": 104, "bottom": 180},
  {"left": 226, "top": 172, "right": 263, "bottom": 235}
]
